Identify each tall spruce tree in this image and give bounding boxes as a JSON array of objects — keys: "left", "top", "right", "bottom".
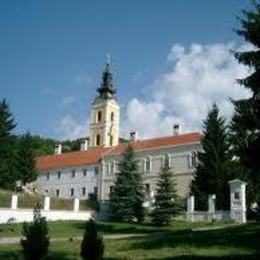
[
  {"left": 151, "top": 156, "right": 181, "bottom": 226},
  {"left": 110, "top": 144, "right": 145, "bottom": 222},
  {"left": 230, "top": 0, "right": 260, "bottom": 205},
  {"left": 191, "top": 104, "right": 232, "bottom": 210},
  {"left": 15, "top": 132, "right": 37, "bottom": 186},
  {"left": 0, "top": 99, "right": 17, "bottom": 189}
]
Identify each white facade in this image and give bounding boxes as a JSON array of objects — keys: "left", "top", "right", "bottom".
[{"left": 35, "top": 165, "right": 99, "bottom": 199}]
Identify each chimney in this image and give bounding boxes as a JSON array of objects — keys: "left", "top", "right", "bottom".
[
  {"left": 173, "top": 124, "right": 181, "bottom": 136},
  {"left": 80, "top": 139, "right": 89, "bottom": 151},
  {"left": 130, "top": 131, "right": 138, "bottom": 141},
  {"left": 54, "top": 144, "right": 62, "bottom": 155}
]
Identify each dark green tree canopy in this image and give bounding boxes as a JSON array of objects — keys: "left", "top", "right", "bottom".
[
  {"left": 110, "top": 144, "right": 145, "bottom": 222},
  {"left": 191, "top": 103, "right": 232, "bottom": 210}
]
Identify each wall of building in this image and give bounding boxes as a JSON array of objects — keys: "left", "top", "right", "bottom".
[
  {"left": 100, "top": 142, "right": 201, "bottom": 200},
  {"left": 34, "top": 164, "right": 99, "bottom": 199},
  {"left": 0, "top": 208, "right": 95, "bottom": 224}
]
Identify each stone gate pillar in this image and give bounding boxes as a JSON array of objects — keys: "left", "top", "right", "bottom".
[
  {"left": 44, "top": 196, "right": 50, "bottom": 211},
  {"left": 187, "top": 195, "right": 195, "bottom": 222},
  {"left": 229, "top": 179, "right": 247, "bottom": 223},
  {"left": 11, "top": 194, "right": 18, "bottom": 209},
  {"left": 208, "top": 194, "right": 216, "bottom": 222}
]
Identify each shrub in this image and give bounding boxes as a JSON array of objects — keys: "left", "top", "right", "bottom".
[
  {"left": 80, "top": 219, "right": 104, "bottom": 260},
  {"left": 20, "top": 203, "right": 49, "bottom": 260}
]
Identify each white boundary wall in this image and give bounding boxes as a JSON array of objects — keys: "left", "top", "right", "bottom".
[{"left": 0, "top": 208, "right": 95, "bottom": 224}]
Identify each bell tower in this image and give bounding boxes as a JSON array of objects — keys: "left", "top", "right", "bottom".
[{"left": 89, "top": 56, "right": 120, "bottom": 148}]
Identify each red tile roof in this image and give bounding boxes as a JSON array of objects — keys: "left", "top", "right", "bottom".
[{"left": 36, "top": 132, "right": 202, "bottom": 171}]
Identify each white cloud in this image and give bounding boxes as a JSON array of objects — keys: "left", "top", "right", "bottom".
[
  {"left": 122, "top": 42, "right": 252, "bottom": 139},
  {"left": 59, "top": 96, "right": 76, "bottom": 108},
  {"left": 55, "top": 114, "right": 88, "bottom": 140}
]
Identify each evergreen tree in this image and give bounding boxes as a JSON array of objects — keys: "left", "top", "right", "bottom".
[
  {"left": 110, "top": 144, "right": 145, "bottom": 222},
  {"left": 191, "top": 104, "right": 232, "bottom": 210},
  {"left": 230, "top": 0, "right": 260, "bottom": 205},
  {"left": 15, "top": 132, "right": 37, "bottom": 186},
  {"left": 0, "top": 99, "right": 17, "bottom": 189},
  {"left": 151, "top": 156, "right": 181, "bottom": 226},
  {"left": 21, "top": 204, "right": 50, "bottom": 260},
  {"left": 80, "top": 219, "right": 104, "bottom": 260}
]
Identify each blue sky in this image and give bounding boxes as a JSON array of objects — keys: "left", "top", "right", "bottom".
[{"left": 0, "top": 0, "right": 252, "bottom": 140}]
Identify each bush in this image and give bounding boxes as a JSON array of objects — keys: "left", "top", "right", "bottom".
[
  {"left": 80, "top": 219, "right": 104, "bottom": 260},
  {"left": 20, "top": 204, "right": 49, "bottom": 260}
]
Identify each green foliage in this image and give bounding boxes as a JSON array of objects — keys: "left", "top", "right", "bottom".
[
  {"left": 15, "top": 132, "right": 37, "bottom": 185},
  {"left": 0, "top": 99, "right": 17, "bottom": 190},
  {"left": 151, "top": 156, "right": 181, "bottom": 226},
  {"left": 80, "top": 219, "right": 104, "bottom": 260},
  {"left": 191, "top": 104, "right": 232, "bottom": 210},
  {"left": 110, "top": 145, "right": 145, "bottom": 222},
  {"left": 21, "top": 204, "right": 50, "bottom": 260},
  {"left": 231, "top": 1, "right": 260, "bottom": 205}
]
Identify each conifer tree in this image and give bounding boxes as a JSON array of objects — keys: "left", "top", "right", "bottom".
[
  {"left": 15, "top": 132, "right": 37, "bottom": 185},
  {"left": 21, "top": 204, "right": 49, "bottom": 260},
  {"left": 110, "top": 144, "right": 145, "bottom": 222},
  {"left": 151, "top": 156, "right": 181, "bottom": 226},
  {"left": 0, "top": 99, "right": 17, "bottom": 189},
  {"left": 191, "top": 104, "right": 231, "bottom": 210},
  {"left": 80, "top": 219, "right": 104, "bottom": 260},
  {"left": 230, "top": 0, "right": 260, "bottom": 205}
]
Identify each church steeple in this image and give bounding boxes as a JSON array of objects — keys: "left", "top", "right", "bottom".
[{"left": 97, "top": 55, "right": 116, "bottom": 99}]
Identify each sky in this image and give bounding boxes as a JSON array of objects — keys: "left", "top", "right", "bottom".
[{"left": 0, "top": 0, "right": 253, "bottom": 140}]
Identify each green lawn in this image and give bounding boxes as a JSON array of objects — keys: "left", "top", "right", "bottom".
[
  {"left": 0, "top": 221, "right": 260, "bottom": 259},
  {"left": 0, "top": 219, "right": 228, "bottom": 238}
]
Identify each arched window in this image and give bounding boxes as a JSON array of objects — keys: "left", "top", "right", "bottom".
[
  {"left": 110, "top": 135, "right": 113, "bottom": 146},
  {"left": 96, "top": 134, "right": 100, "bottom": 146},
  {"left": 97, "top": 111, "right": 102, "bottom": 123},
  {"left": 111, "top": 112, "right": 114, "bottom": 122}
]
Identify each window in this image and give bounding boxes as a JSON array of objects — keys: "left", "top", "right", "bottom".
[
  {"left": 97, "top": 110, "right": 102, "bottom": 122},
  {"left": 57, "top": 171, "right": 61, "bottom": 179},
  {"left": 96, "top": 134, "right": 100, "bottom": 146},
  {"left": 83, "top": 169, "right": 88, "bottom": 177},
  {"left": 234, "top": 192, "right": 240, "bottom": 200},
  {"left": 44, "top": 189, "right": 49, "bottom": 195},
  {"left": 82, "top": 187, "right": 86, "bottom": 196},
  {"left": 71, "top": 169, "right": 76, "bottom": 178},
  {"left": 110, "top": 135, "right": 113, "bottom": 146},
  {"left": 111, "top": 112, "right": 114, "bottom": 122},
  {"left": 165, "top": 154, "right": 170, "bottom": 167},
  {"left": 110, "top": 185, "right": 114, "bottom": 193},
  {"left": 56, "top": 189, "right": 60, "bottom": 197},
  {"left": 191, "top": 152, "right": 198, "bottom": 167},
  {"left": 94, "top": 166, "right": 99, "bottom": 174},
  {"left": 145, "top": 157, "right": 151, "bottom": 172},
  {"left": 70, "top": 188, "right": 74, "bottom": 197},
  {"left": 106, "top": 163, "right": 110, "bottom": 174},
  {"left": 113, "top": 161, "right": 119, "bottom": 173},
  {"left": 46, "top": 172, "right": 50, "bottom": 180},
  {"left": 94, "top": 186, "right": 98, "bottom": 194},
  {"left": 145, "top": 183, "right": 150, "bottom": 192}
]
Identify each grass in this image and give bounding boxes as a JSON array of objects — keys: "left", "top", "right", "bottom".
[
  {"left": 0, "top": 219, "right": 230, "bottom": 238},
  {"left": 0, "top": 222, "right": 260, "bottom": 259}
]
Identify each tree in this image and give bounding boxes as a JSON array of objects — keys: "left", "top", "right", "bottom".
[
  {"left": 151, "top": 156, "right": 181, "bottom": 225},
  {"left": 230, "top": 0, "right": 260, "bottom": 205},
  {"left": 0, "top": 99, "right": 17, "bottom": 189},
  {"left": 110, "top": 144, "right": 145, "bottom": 222},
  {"left": 80, "top": 219, "right": 104, "bottom": 260},
  {"left": 21, "top": 204, "right": 50, "bottom": 260},
  {"left": 191, "top": 103, "right": 232, "bottom": 210},
  {"left": 15, "top": 132, "right": 37, "bottom": 186}
]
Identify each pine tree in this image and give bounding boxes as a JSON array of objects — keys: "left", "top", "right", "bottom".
[
  {"left": 230, "top": 0, "right": 260, "bottom": 205},
  {"left": 15, "top": 132, "right": 37, "bottom": 186},
  {"left": 21, "top": 204, "right": 50, "bottom": 260},
  {"left": 191, "top": 104, "right": 232, "bottom": 210},
  {"left": 110, "top": 144, "right": 145, "bottom": 222},
  {"left": 151, "top": 156, "right": 181, "bottom": 226},
  {"left": 0, "top": 99, "right": 17, "bottom": 189},
  {"left": 80, "top": 219, "right": 104, "bottom": 260}
]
